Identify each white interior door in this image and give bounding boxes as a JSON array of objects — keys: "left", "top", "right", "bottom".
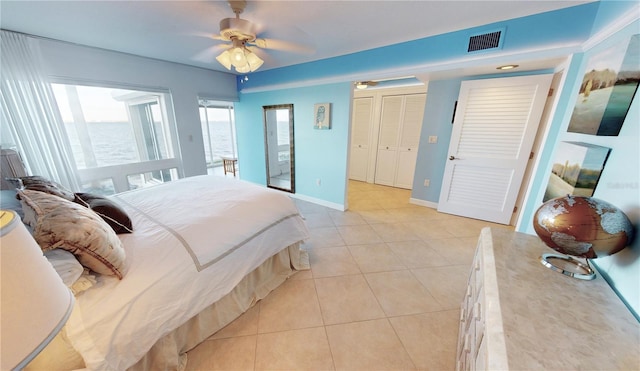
[
  {"left": 349, "top": 97, "right": 374, "bottom": 181},
  {"left": 375, "top": 96, "right": 402, "bottom": 186},
  {"left": 395, "top": 93, "right": 426, "bottom": 189},
  {"left": 437, "top": 74, "right": 552, "bottom": 224}
]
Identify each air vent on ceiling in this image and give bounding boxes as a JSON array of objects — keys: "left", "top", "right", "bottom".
[{"left": 468, "top": 29, "right": 504, "bottom": 53}]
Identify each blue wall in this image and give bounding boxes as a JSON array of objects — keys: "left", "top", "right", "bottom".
[
  {"left": 411, "top": 69, "right": 557, "bottom": 204},
  {"left": 518, "top": 18, "right": 640, "bottom": 320},
  {"left": 235, "top": 2, "right": 603, "bottom": 210},
  {"left": 590, "top": 0, "right": 640, "bottom": 35},
  {"left": 411, "top": 79, "right": 461, "bottom": 203},
  {"left": 235, "top": 83, "right": 352, "bottom": 208},
  {"left": 238, "top": 3, "right": 598, "bottom": 92},
  {"left": 233, "top": 2, "right": 639, "bottom": 319}
]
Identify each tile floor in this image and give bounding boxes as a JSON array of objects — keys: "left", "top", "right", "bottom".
[{"left": 185, "top": 180, "right": 513, "bottom": 370}]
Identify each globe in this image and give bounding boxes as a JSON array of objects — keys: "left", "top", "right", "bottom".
[{"left": 533, "top": 195, "right": 634, "bottom": 259}]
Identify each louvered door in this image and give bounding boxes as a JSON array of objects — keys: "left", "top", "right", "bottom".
[
  {"left": 375, "top": 96, "right": 403, "bottom": 186},
  {"left": 349, "top": 97, "right": 374, "bottom": 181},
  {"left": 395, "top": 93, "right": 426, "bottom": 188},
  {"left": 438, "top": 74, "right": 552, "bottom": 224}
]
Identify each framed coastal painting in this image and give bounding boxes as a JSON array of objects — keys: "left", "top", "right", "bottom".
[
  {"left": 314, "top": 103, "right": 331, "bottom": 130},
  {"left": 543, "top": 141, "right": 611, "bottom": 202},
  {"left": 567, "top": 33, "right": 639, "bottom": 136}
]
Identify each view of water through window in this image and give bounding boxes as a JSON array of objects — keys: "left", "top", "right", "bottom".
[
  {"left": 199, "top": 102, "right": 236, "bottom": 170},
  {"left": 51, "top": 83, "right": 180, "bottom": 193}
]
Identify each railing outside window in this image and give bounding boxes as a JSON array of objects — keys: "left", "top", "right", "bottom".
[{"left": 51, "top": 83, "right": 182, "bottom": 195}]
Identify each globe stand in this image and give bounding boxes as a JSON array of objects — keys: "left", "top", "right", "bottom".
[{"left": 539, "top": 253, "right": 595, "bottom": 280}]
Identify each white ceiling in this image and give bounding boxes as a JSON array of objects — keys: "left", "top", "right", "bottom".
[{"left": 1, "top": 0, "right": 592, "bottom": 75}]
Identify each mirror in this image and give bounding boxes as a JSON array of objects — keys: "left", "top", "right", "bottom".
[{"left": 263, "top": 104, "right": 295, "bottom": 193}]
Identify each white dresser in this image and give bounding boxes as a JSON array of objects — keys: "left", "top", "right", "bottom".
[{"left": 456, "top": 227, "right": 640, "bottom": 370}]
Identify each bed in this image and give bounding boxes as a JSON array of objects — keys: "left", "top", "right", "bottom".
[{"left": 5, "top": 174, "right": 309, "bottom": 370}]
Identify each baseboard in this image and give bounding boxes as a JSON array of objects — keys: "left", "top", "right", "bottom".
[
  {"left": 409, "top": 198, "right": 438, "bottom": 209},
  {"left": 290, "top": 193, "right": 345, "bottom": 211}
]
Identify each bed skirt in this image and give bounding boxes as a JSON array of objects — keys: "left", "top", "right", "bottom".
[{"left": 26, "top": 243, "right": 309, "bottom": 371}]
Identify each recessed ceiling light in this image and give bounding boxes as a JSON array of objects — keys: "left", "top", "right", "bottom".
[{"left": 497, "top": 64, "right": 519, "bottom": 70}]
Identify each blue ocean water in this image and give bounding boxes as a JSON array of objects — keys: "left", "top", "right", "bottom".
[
  {"left": 202, "top": 121, "right": 235, "bottom": 163},
  {"left": 66, "top": 121, "right": 234, "bottom": 168}
]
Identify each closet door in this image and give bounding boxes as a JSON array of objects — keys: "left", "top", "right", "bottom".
[
  {"left": 349, "top": 97, "right": 374, "bottom": 181},
  {"left": 374, "top": 96, "right": 403, "bottom": 186},
  {"left": 395, "top": 93, "right": 426, "bottom": 189}
]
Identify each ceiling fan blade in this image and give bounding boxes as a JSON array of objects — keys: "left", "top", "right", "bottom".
[
  {"left": 253, "top": 38, "right": 315, "bottom": 54},
  {"left": 247, "top": 46, "right": 272, "bottom": 62},
  {"left": 251, "top": 21, "right": 316, "bottom": 54},
  {"left": 211, "top": 34, "right": 227, "bottom": 41},
  {"left": 186, "top": 30, "right": 226, "bottom": 41},
  {"left": 191, "top": 44, "right": 229, "bottom": 63}
]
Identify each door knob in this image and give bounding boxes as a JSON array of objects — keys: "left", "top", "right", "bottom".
[{"left": 449, "top": 155, "right": 456, "bottom": 160}]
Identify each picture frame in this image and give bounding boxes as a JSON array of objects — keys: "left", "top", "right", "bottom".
[
  {"left": 543, "top": 141, "right": 611, "bottom": 202},
  {"left": 313, "top": 103, "right": 331, "bottom": 130},
  {"left": 567, "top": 33, "right": 639, "bottom": 136}
]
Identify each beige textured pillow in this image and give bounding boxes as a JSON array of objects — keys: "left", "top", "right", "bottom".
[
  {"left": 19, "top": 175, "right": 75, "bottom": 201},
  {"left": 17, "top": 189, "right": 126, "bottom": 279}
]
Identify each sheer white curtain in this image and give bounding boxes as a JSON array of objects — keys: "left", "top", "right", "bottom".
[{"left": 0, "top": 30, "right": 80, "bottom": 190}]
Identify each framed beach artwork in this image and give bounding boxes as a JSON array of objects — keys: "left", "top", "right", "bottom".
[
  {"left": 543, "top": 141, "right": 611, "bottom": 202},
  {"left": 567, "top": 34, "right": 639, "bottom": 136},
  {"left": 314, "top": 103, "right": 331, "bottom": 130}
]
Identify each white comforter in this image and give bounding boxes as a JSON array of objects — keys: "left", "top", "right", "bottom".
[{"left": 65, "top": 175, "right": 309, "bottom": 370}]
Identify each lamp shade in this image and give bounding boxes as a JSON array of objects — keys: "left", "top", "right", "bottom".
[{"left": 1, "top": 210, "right": 74, "bottom": 370}]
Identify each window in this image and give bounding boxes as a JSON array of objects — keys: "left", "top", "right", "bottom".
[
  {"left": 198, "top": 99, "right": 237, "bottom": 174},
  {"left": 52, "top": 83, "right": 181, "bottom": 194},
  {"left": 276, "top": 109, "right": 290, "bottom": 162}
]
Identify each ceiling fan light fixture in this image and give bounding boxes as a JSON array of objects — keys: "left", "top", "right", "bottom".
[
  {"left": 355, "top": 82, "right": 368, "bottom": 89},
  {"left": 235, "top": 64, "right": 251, "bottom": 73},
  {"left": 216, "top": 36, "right": 264, "bottom": 73},
  {"left": 230, "top": 46, "right": 248, "bottom": 67},
  {"left": 215, "top": 50, "right": 232, "bottom": 70},
  {"left": 245, "top": 50, "right": 264, "bottom": 72}
]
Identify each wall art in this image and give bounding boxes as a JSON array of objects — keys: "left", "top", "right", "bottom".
[
  {"left": 543, "top": 141, "right": 611, "bottom": 202},
  {"left": 314, "top": 103, "right": 331, "bottom": 130},
  {"left": 567, "top": 34, "right": 639, "bottom": 136}
]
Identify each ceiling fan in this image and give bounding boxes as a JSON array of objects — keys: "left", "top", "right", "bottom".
[{"left": 207, "top": 0, "right": 313, "bottom": 73}]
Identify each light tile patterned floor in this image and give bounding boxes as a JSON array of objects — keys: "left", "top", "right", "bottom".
[{"left": 185, "top": 180, "right": 512, "bottom": 370}]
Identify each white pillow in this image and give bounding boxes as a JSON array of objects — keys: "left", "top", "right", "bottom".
[{"left": 44, "top": 249, "right": 84, "bottom": 287}]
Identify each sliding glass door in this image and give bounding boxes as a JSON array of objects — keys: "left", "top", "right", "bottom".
[{"left": 198, "top": 99, "right": 237, "bottom": 175}]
